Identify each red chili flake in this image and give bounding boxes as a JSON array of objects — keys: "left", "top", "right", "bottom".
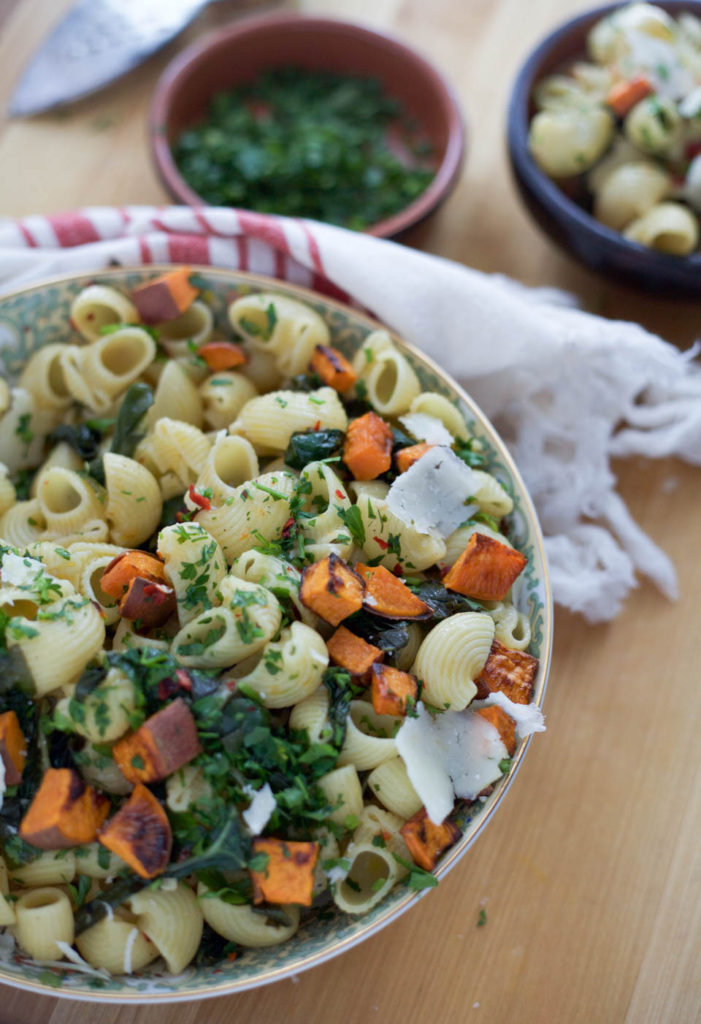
[
  {"left": 143, "top": 582, "right": 171, "bottom": 605},
  {"left": 686, "top": 141, "right": 701, "bottom": 160},
  {"left": 334, "top": 489, "right": 345, "bottom": 499},
  {"left": 86, "top": 312, "right": 95, "bottom": 321},
  {"left": 439, "top": 563, "right": 449, "bottom": 578},
  {"left": 392, "top": 563, "right": 404, "bottom": 577},
  {"left": 226, "top": 677, "right": 238, "bottom": 692},
  {"left": 313, "top": 420, "right": 321, "bottom": 431},
  {"left": 281, "top": 516, "right": 295, "bottom": 539},
  {"left": 226, "top": 952, "right": 238, "bottom": 962},
  {"left": 373, "top": 536, "right": 389, "bottom": 550},
  {"left": 175, "top": 669, "right": 192, "bottom": 691},
  {"left": 188, "top": 484, "right": 211, "bottom": 510}
]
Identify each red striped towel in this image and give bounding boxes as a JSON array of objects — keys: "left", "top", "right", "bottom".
[{"left": 1, "top": 205, "right": 699, "bottom": 620}]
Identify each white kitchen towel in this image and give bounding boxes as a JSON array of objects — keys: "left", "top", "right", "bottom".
[{"left": 0, "top": 205, "right": 699, "bottom": 622}]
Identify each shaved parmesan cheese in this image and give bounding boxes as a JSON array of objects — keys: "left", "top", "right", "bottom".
[
  {"left": 1, "top": 552, "right": 43, "bottom": 588},
  {"left": 123, "top": 927, "right": 139, "bottom": 975},
  {"left": 472, "top": 692, "right": 546, "bottom": 740},
  {"left": 433, "top": 711, "right": 507, "bottom": 801},
  {"left": 399, "top": 412, "right": 453, "bottom": 446},
  {"left": 326, "top": 859, "right": 351, "bottom": 885},
  {"left": 50, "top": 943, "right": 111, "bottom": 980},
  {"left": 386, "top": 447, "right": 479, "bottom": 538},
  {"left": 242, "top": 783, "right": 276, "bottom": 835},
  {"left": 395, "top": 703, "right": 454, "bottom": 825}
]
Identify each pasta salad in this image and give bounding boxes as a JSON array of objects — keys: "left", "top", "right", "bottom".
[
  {"left": 528, "top": 2, "right": 701, "bottom": 255},
  {"left": 0, "top": 271, "right": 542, "bottom": 978}
]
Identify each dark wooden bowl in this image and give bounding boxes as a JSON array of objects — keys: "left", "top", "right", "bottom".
[
  {"left": 507, "top": 1, "right": 701, "bottom": 297},
  {"left": 150, "top": 12, "right": 466, "bottom": 239}
]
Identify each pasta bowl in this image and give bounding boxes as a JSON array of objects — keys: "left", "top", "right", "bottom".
[
  {"left": 0, "top": 267, "right": 550, "bottom": 1003},
  {"left": 507, "top": 1, "right": 701, "bottom": 295}
]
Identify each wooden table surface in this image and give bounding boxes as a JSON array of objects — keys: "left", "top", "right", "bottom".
[{"left": 0, "top": 1, "right": 699, "bottom": 1022}]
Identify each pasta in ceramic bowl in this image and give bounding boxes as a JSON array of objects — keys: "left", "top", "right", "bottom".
[
  {"left": 508, "top": 1, "right": 701, "bottom": 294},
  {"left": 0, "top": 268, "right": 550, "bottom": 1002}
]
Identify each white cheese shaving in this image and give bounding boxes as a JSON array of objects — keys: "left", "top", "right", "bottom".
[
  {"left": 0, "top": 552, "right": 43, "bottom": 588},
  {"left": 684, "top": 154, "right": 701, "bottom": 212},
  {"left": 123, "top": 927, "right": 139, "bottom": 975},
  {"left": 679, "top": 85, "right": 701, "bottom": 119},
  {"left": 325, "top": 860, "right": 351, "bottom": 885},
  {"left": 433, "top": 711, "right": 507, "bottom": 801},
  {"left": 472, "top": 692, "right": 546, "bottom": 740},
  {"left": 386, "top": 447, "right": 479, "bottom": 538},
  {"left": 395, "top": 703, "right": 455, "bottom": 825},
  {"left": 242, "top": 783, "right": 276, "bottom": 835},
  {"left": 0, "top": 757, "right": 5, "bottom": 812},
  {"left": 397, "top": 698, "right": 544, "bottom": 821},
  {"left": 159, "top": 877, "right": 178, "bottom": 891},
  {"left": 398, "top": 412, "right": 454, "bottom": 446},
  {"left": 49, "top": 943, "right": 111, "bottom": 980}
]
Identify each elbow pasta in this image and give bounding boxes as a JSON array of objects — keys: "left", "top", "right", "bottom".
[
  {"left": 0, "top": 275, "right": 539, "bottom": 982},
  {"left": 529, "top": 3, "right": 701, "bottom": 255}
]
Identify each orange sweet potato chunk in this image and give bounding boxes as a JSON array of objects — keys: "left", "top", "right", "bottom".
[
  {"left": 399, "top": 808, "right": 461, "bottom": 872},
  {"left": 101, "top": 551, "right": 170, "bottom": 600},
  {"left": 327, "top": 625, "right": 383, "bottom": 677},
  {"left": 99, "top": 783, "right": 172, "bottom": 879},
  {"left": 343, "top": 411, "right": 393, "bottom": 481},
  {"left": 356, "top": 563, "right": 431, "bottom": 620},
  {"left": 474, "top": 705, "right": 516, "bottom": 755},
  {"left": 113, "top": 698, "right": 202, "bottom": 784},
  {"left": 606, "top": 74, "right": 653, "bottom": 117},
  {"left": 300, "top": 553, "right": 365, "bottom": 626},
  {"left": 443, "top": 533, "right": 527, "bottom": 601},
  {"left": 19, "top": 768, "right": 109, "bottom": 850},
  {"left": 197, "top": 340, "right": 247, "bottom": 371},
  {"left": 370, "top": 663, "right": 418, "bottom": 716},
  {"left": 118, "top": 576, "right": 177, "bottom": 629},
  {"left": 0, "top": 710, "right": 26, "bottom": 786},
  {"left": 132, "top": 267, "right": 198, "bottom": 324},
  {"left": 250, "top": 838, "right": 319, "bottom": 907},
  {"left": 474, "top": 638, "right": 538, "bottom": 705},
  {"left": 395, "top": 442, "right": 435, "bottom": 474},
  {"left": 309, "top": 344, "right": 357, "bottom": 393}
]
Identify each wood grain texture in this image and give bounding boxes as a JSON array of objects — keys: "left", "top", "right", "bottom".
[{"left": 0, "top": 1, "right": 699, "bottom": 1023}]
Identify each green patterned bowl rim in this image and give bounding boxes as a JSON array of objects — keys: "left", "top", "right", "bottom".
[{"left": 0, "top": 266, "right": 552, "bottom": 1003}]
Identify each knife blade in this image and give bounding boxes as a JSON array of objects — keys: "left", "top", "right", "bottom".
[{"left": 8, "top": 0, "right": 212, "bottom": 117}]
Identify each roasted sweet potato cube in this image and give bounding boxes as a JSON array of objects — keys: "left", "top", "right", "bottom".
[
  {"left": 343, "top": 411, "right": 393, "bottom": 481},
  {"left": 443, "top": 533, "right": 527, "bottom": 601},
  {"left": 19, "top": 768, "right": 109, "bottom": 849},
  {"left": 118, "top": 576, "right": 176, "bottom": 629},
  {"left": 395, "top": 442, "right": 435, "bottom": 474},
  {"left": 101, "top": 551, "right": 169, "bottom": 600},
  {"left": 99, "top": 783, "right": 172, "bottom": 879},
  {"left": 356, "top": 563, "right": 431, "bottom": 620},
  {"left": 474, "top": 705, "right": 516, "bottom": 755},
  {"left": 327, "top": 625, "right": 383, "bottom": 677},
  {"left": 113, "top": 698, "right": 202, "bottom": 784},
  {"left": 250, "top": 838, "right": 319, "bottom": 907},
  {"left": 300, "top": 553, "right": 365, "bottom": 626},
  {"left": 197, "top": 340, "right": 247, "bottom": 371},
  {"left": 309, "top": 344, "right": 357, "bottom": 393},
  {"left": 371, "top": 663, "right": 418, "bottom": 716},
  {"left": 474, "top": 638, "right": 538, "bottom": 705},
  {"left": 0, "top": 710, "right": 26, "bottom": 786},
  {"left": 399, "top": 808, "right": 461, "bottom": 872},
  {"left": 132, "top": 267, "right": 198, "bottom": 324}
]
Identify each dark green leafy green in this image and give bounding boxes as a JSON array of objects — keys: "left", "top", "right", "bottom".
[
  {"left": 344, "top": 610, "right": 410, "bottom": 655},
  {"left": 453, "top": 437, "right": 487, "bottom": 469},
  {"left": 284, "top": 429, "right": 345, "bottom": 471},
  {"left": 88, "top": 382, "right": 153, "bottom": 483},
  {"left": 49, "top": 422, "right": 103, "bottom": 461},
  {"left": 404, "top": 579, "right": 482, "bottom": 620},
  {"left": 173, "top": 67, "right": 435, "bottom": 230}
]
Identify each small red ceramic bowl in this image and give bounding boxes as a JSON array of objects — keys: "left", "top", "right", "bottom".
[{"left": 150, "top": 12, "right": 465, "bottom": 238}]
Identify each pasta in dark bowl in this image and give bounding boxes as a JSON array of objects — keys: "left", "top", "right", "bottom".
[
  {"left": 508, "top": 0, "right": 701, "bottom": 294},
  {"left": 0, "top": 268, "right": 550, "bottom": 1001}
]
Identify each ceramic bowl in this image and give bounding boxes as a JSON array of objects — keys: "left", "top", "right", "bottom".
[
  {"left": 0, "top": 267, "right": 551, "bottom": 1002},
  {"left": 507, "top": 1, "right": 701, "bottom": 296},
  {"left": 150, "top": 12, "right": 466, "bottom": 238}
]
